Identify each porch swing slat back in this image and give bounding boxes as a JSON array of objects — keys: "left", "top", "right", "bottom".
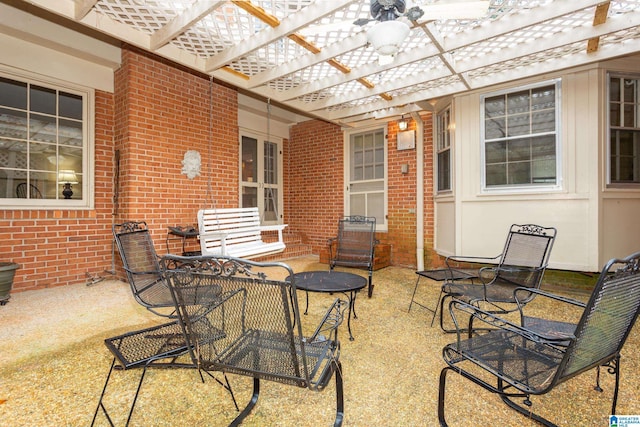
[{"left": 197, "top": 207, "right": 287, "bottom": 259}]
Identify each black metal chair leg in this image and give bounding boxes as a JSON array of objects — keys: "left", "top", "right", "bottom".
[
  {"left": 367, "top": 270, "right": 373, "bottom": 298},
  {"left": 91, "top": 358, "right": 117, "bottom": 427},
  {"left": 437, "top": 367, "right": 451, "bottom": 427},
  {"left": 229, "top": 377, "right": 260, "bottom": 427},
  {"left": 334, "top": 361, "right": 344, "bottom": 427}
]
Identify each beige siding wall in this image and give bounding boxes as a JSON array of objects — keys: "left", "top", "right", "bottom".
[{"left": 436, "top": 55, "right": 640, "bottom": 272}]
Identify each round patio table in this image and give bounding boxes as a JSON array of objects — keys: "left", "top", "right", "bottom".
[{"left": 289, "top": 270, "right": 367, "bottom": 341}]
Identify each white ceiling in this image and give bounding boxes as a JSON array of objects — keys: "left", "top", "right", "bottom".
[{"left": 6, "top": 0, "right": 640, "bottom": 126}]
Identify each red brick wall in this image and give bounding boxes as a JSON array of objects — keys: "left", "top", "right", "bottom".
[
  {"left": 113, "top": 46, "right": 239, "bottom": 253},
  {"left": 0, "top": 91, "right": 115, "bottom": 292},
  {"left": 2, "top": 44, "right": 439, "bottom": 293},
  {"left": 288, "top": 115, "right": 436, "bottom": 269},
  {"left": 1, "top": 45, "right": 240, "bottom": 293},
  {"left": 286, "top": 120, "right": 344, "bottom": 251}
]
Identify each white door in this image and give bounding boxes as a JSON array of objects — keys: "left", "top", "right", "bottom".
[
  {"left": 240, "top": 133, "right": 283, "bottom": 225},
  {"left": 345, "top": 127, "right": 387, "bottom": 230}
]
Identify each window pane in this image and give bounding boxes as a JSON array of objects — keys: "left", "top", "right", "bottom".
[
  {"left": 532, "top": 110, "right": 555, "bottom": 133},
  {"left": 0, "top": 108, "right": 28, "bottom": 139},
  {"left": 508, "top": 162, "right": 531, "bottom": 184},
  {"left": 437, "top": 150, "right": 450, "bottom": 191},
  {"left": 241, "top": 136, "right": 257, "bottom": 182},
  {"left": 30, "top": 85, "right": 56, "bottom": 115},
  {"left": 349, "top": 193, "right": 366, "bottom": 216},
  {"left": 30, "top": 114, "right": 57, "bottom": 143},
  {"left": 507, "top": 113, "right": 530, "bottom": 137},
  {"left": 59, "top": 92, "right": 82, "bottom": 120},
  {"left": 610, "top": 104, "right": 620, "bottom": 127},
  {"left": 507, "top": 90, "right": 530, "bottom": 115},
  {"left": 531, "top": 86, "right": 555, "bottom": 110},
  {"left": 507, "top": 138, "right": 530, "bottom": 161},
  {"left": 486, "top": 141, "right": 506, "bottom": 163},
  {"left": 367, "top": 192, "right": 384, "bottom": 225},
  {"left": 0, "top": 78, "right": 27, "bottom": 109},
  {"left": 610, "top": 77, "right": 620, "bottom": 102},
  {"left": 532, "top": 135, "right": 556, "bottom": 160},
  {"left": 485, "top": 117, "right": 505, "bottom": 139},
  {"left": 486, "top": 163, "right": 506, "bottom": 186},
  {"left": 242, "top": 186, "right": 257, "bottom": 207},
  {"left": 60, "top": 119, "right": 83, "bottom": 147},
  {"left": 532, "top": 159, "right": 556, "bottom": 183},
  {"left": 485, "top": 95, "right": 505, "bottom": 118},
  {"left": 0, "top": 139, "right": 27, "bottom": 168}
]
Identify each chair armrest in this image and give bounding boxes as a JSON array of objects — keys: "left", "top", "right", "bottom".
[
  {"left": 306, "top": 298, "right": 349, "bottom": 344},
  {"left": 479, "top": 264, "right": 546, "bottom": 285},
  {"left": 513, "top": 287, "right": 587, "bottom": 309},
  {"left": 445, "top": 254, "right": 502, "bottom": 266},
  {"left": 448, "top": 298, "right": 576, "bottom": 346},
  {"left": 445, "top": 255, "right": 501, "bottom": 281}
]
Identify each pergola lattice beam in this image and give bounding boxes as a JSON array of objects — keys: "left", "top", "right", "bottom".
[
  {"left": 272, "top": 0, "right": 606, "bottom": 110},
  {"left": 150, "top": 0, "right": 226, "bottom": 51},
  {"left": 204, "top": 0, "right": 356, "bottom": 72}
]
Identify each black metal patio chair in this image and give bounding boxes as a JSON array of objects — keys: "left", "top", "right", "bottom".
[
  {"left": 438, "top": 251, "right": 640, "bottom": 426},
  {"left": 164, "top": 255, "right": 348, "bottom": 426},
  {"left": 438, "top": 223, "right": 557, "bottom": 332},
  {"left": 113, "top": 221, "right": 176, "bottom": 317},
  {"left": 328, "top": 215, "right": 378, "bottom": 298}
]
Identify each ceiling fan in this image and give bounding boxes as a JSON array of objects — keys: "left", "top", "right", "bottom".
[
  {"left": 300, "top": 0, "right": 490, "bottom": 36},
  {"left": 318, "top": 0, "right": 490, "bottom": 61}
]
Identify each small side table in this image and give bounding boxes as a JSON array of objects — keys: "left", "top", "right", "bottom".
[
  {"left": 289, "top": 271, "right": 367, "bottom": 341},
  {"left": 166, "top": 226, "right": 200, "bottom": 256},
  {"left": 408, "top": 268, "right": 478, "bottom": 326}
]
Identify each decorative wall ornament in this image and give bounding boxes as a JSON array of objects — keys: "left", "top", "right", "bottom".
[{"left": 181, "top": 150, "right": 201, "bottom": 179}]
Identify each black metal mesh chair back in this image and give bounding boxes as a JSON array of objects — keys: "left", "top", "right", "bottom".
[
  {"left": 113, "top": 221, "right": 175, "bottom": 314},
  {"left": 438, "top": 252, "right": 640, "bottom": 426},
  {"left": 164, "top": 255, "right": 346, "bottom": 425},
  {"left": 167, "top": 257, "right": 332, "bottom": 387},
  {"left": 561, "top": 254, "right": 640, "bottom": 378},
  {"left": 495, "top": 224, "right": 556, "bottom": 288},
  {"left": 335, "top": 216, "right": 376, "bottom": 265}
]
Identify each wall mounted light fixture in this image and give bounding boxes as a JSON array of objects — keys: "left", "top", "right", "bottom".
[{"left": 398, "top": 115, "right": 409, "bottom": 131}]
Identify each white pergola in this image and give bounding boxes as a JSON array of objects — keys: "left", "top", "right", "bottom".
[{"left": 9, "top": 0, "right": 640, "bottom": 126}]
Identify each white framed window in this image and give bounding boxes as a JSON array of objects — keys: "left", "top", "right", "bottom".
[
  {"left": 608, "top": 73, "right": 640, "bottom": 186},
  {"left": 436, "top": 106, "right": 452, "bottom": 192},
  {"left": 345, "top": 126, "right": 387, "bottom": 231},
  {"left": 0, "top": 68, "right": 93, "bottom": 208},
  {"left": 481, "top": 80, "right": 561, "bottom": 191}
]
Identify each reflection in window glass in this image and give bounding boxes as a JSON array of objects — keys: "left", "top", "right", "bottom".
[
  {"left": 609, "top": 75, "right": 640, "bottom": 184},
  {"left": 482, "top": 81, "right": 559, "bottom": 188},
  {"left": 0, "top": 74, "right": 85, "bottom": 201}
]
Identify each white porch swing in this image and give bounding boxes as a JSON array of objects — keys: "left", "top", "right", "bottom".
[{"left": 197, "top": 80, "right": 287, "bottom": 259}]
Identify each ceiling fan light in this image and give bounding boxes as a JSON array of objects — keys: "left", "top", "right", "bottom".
[{"left": 367, "top": 20, "right": 410, "bottom": 56}]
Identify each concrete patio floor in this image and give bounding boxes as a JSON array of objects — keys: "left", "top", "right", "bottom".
[{"left": 0, "top": 255, "right": 638, "bottom": 426}]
